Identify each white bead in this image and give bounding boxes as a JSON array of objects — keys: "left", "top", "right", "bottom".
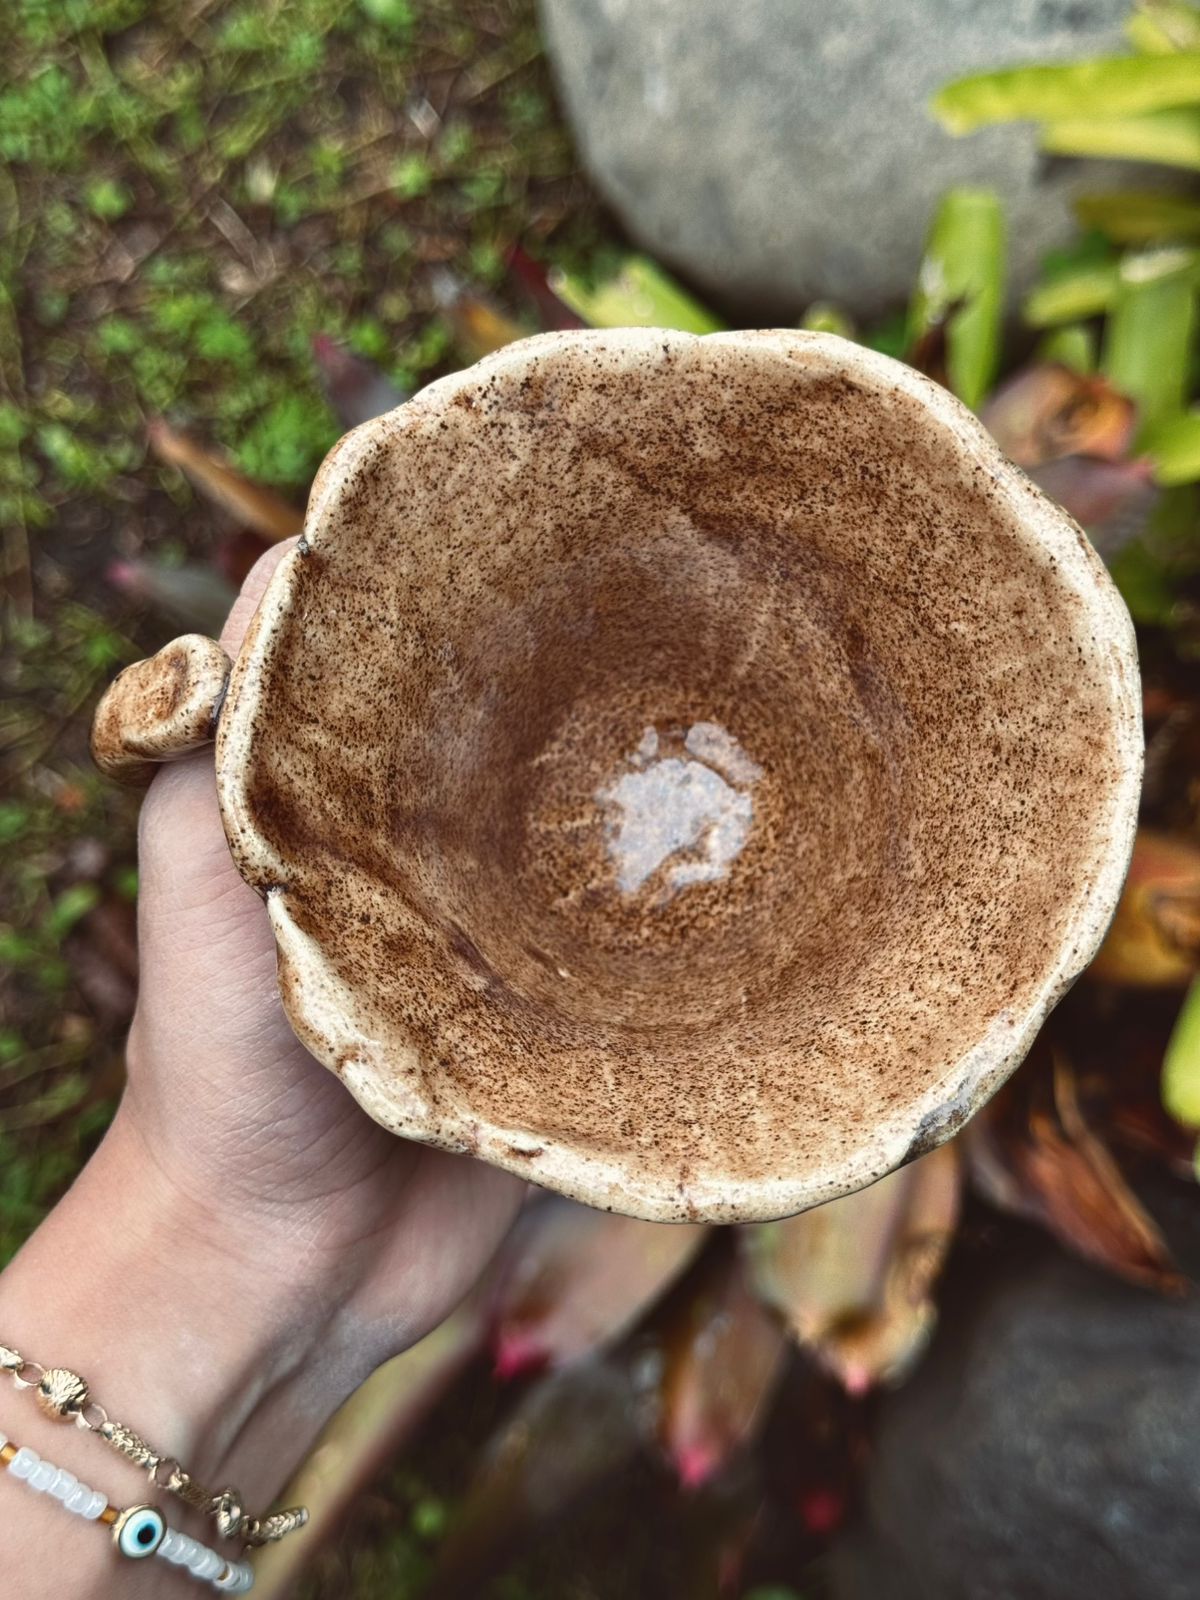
[
  {"left": 11, "top": 1446, "right": 39, "bottom": 1480},
  {"left": 29, "top": 1459, "right": 57, "bottom": 1492},
  {"left": 66, "top": 1482, "right": 93, "bottom": 1513},
  {"left": 82, "top": 1488, "right": 107, "bottom": 1520},
  {"left": 0, "top": 1432, "right": 7, "bottom": 1452},
  {"left": 171, "top": 1532, "right": 197, "bottom": 1565},
  {"left": 214, "top": 1563, "right": 242, "bottom": 1591},
  {"left": 188, "top": 1544, "right": 214, "bottom": 1577},
  {"left": 198, "top": 1546, "right": 222, "bottom": 1578},
  {"left": 49, "top": 1468, "right": 77, "bottom": 1501},
  {"left": 156, "top": 1529, "right": 181, "bottom": 1561}
]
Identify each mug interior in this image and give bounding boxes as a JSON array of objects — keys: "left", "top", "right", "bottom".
[{"left": 221, "top": 331, "right": 1137, "bottom": 1217}]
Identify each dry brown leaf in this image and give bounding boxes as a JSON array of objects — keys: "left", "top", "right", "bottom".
[
  {"left": 657, "top": 1245, "right": 788, "bottom": 1489},
  {"left": 430, "top": 267, "right": 530, "bottom": 361},
  {"left": 1089, "top": 829, "right": 1200, "bottom": 988},
  {"left": 488, "top": 1196, "right": 707, "bottom": 1377},
  {"left": 965, "top": 1052, "right": 1184, "bottom": 1293},
  {"left": 982, "top": 364, "right": 1136, "bottom": 467},
  {"left": 147, "top": 419, "right": 304, "bottom": 541},
  {"left": 743, "top": 1145, "right": 961, "bottom": 1394}
]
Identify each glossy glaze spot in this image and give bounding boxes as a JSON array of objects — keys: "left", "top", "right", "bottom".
[{"left": 598, "top": 722, "right": 762, "bottom": 895}]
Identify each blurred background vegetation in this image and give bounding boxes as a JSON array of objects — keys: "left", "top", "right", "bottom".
[{"left": 4, "top": 2, "right": 1200, "bottom": 1597}]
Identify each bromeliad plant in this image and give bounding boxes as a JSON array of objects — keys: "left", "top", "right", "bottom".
[
  {"left": 931, "top": 0, "right": 1200, "bottom": 624},
  {"left": 931, "top": 0, "right": 1200, "bottom": 1174}
]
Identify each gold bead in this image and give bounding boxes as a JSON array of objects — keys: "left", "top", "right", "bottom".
[{"left": 35, "top": 1368, "right": 89, "bottom": 1421}]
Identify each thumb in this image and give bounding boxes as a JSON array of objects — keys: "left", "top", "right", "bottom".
[
  {"left": 135, "top": 539, "right": 298, "bottom": 949},
  {"left": 218, "top": 537, "right": 297, "bottom": 657}
]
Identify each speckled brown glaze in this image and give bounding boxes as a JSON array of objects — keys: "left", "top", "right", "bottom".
[
  {"left": 156, "top": 331, "right": 1141, "bottom": 1221},
  {"left": 91, "top": 634, "right": 231, "bottom": 786}
]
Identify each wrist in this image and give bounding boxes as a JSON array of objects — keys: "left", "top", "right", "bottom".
[{"left": 0, "top": 1111, "right": 375, "bottom": 1515}]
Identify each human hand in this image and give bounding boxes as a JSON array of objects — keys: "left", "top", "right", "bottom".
[
  {"left": 0, "top": 546, "right": 523, "bottom": 1596},
  {"left": 123, "top": 540, "right": 524, "bottom": 1356}
]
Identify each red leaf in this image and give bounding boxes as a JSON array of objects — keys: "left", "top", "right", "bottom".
[{"left": 657, "top": 1245, "right": 788, "bottom": 1489}]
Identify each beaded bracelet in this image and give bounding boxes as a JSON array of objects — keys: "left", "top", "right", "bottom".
[
  {"left": 0, "top": 1342, "right": 306, "bottom": 1547},
  {"left": 0, "top": 1431, "right": 254, "bottom": 1592}
]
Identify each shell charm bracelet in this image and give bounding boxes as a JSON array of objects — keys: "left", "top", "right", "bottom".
[{"left": 0, "top": 1342, "right": 307, "bottom": 1548}]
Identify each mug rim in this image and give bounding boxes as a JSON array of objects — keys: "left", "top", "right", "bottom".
[{"left": 214, "top": 328, "right": 1143, "bottom": 1223}]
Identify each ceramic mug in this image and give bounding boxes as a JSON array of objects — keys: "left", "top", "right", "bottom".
[{"left": 92, "top": 329, "right": 1142, "bottom": 1222}]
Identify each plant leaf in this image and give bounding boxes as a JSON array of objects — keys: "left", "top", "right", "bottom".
[
  {"left": 1075, "top": 189, "right": 1200, "bottom": 243},
  {"left": 488, "top": 1197, "right": 707, "bottom": 1378},
  {"left": 146, "top": 419, "right": 305, "bottom": 541},
  {"left": 1103, "top": 247, "right": 1199, "bottom": 436},
  {"left": 550, "top": 255, "right": 725, "bottom": 335},
  {"left": 744, "top": 1146, "right": 961, "bottom": 1395},
  {"left": 1022, "top": 262, "right": 1119, "bottom": 327},
  {"left": 1163, "top": 973, "right": 1200, "bottom": 1124},
  {"left": 907, "top": 186, "right": 1005, "bottom": 411},
  {"left": 1126, "top": 1, "right": 1200, "bottom": 55},
  {"left": 932, "top": 54, "right": 1200, "bottom": 135},
  {"left": 1035, "top": 323, "right": 1097, "bottom": 373},
  {"left": 657, "top": 1245, "right": 787, "bottom": 1488},
  {"left": 801, "top": 302, "right": 856, "bottom": 339},
  {"left": 1144, "top": 407, "right": 1200, "bottom": 483},
  {"left": 429, "top": 267, "right": 532, "bottom": 361},
  {"left": 506, "top": 243, "right": 587, "bottom": 331},
  {"left": 965, "top": 1051, "right": 1184, "bottom": 1292},
  {"left": 105, "top": 558, "right": 238, "bottom": 637},
  {"left": 310, "top": 334, "right": 407, "bottom": 429},
  {"left": 1041, "top": 107, "right": 1200, "bottom": 169}
]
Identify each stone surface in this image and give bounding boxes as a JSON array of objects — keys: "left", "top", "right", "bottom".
[
  {"left": 538, "top": 0, "right": 1137, "bottom": 314},
  {"left": 830, "top": 1181, "right": 1200, "bottom": 1600}
]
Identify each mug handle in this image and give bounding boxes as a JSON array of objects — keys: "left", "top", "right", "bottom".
[{"left": 90, "top": 633, "right": 231, "bottom": 786}]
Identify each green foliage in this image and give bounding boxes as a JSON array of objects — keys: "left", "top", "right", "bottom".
[
  {"left": 1102, "top": 246, "right": 1199, "bottom": 434},
  {"left": 1075, "top": 188, "right": 1200, "bottom": 242},
  {"left": 1035, "top": 322, "right": 1098, "bottom": 372},
  {"left": 1143, "top": 407, "right": 1200, "bottom": 481},
  {"left": 552, "top": 255, "right": 725, "bottom": 334},
  {"left": 391, "top": 152, "right": 434, "bottom": 199},
  {"left": 932, "top": 52, "right": 1200, "bottom": 134},
  {"left": 233, "top": 392, "right": 338, "bottom": 488},
  {"left": 907, "top": 186, "right": 1005, "bottom": 410},
  {"left": 83, "top": 175, "right": 132, "bottom": 219},
  {"left": 1041, "top": 106, "right": 1200, "bottom": 168},
  {"left": 1163, "top": 975, "right": 1200, "bottom": 1126},
  {"left": 358, "top": 0, "right": 414, "bottom": 31},
  {"left": 939, "top": 17, "right": 1200, "bottom": 511},
  {"left": 1126, "top": 0, "right": 1200, "bottom": 53},
  {"left": 800, "top": 302, "right": 856, "bottom": 338}
]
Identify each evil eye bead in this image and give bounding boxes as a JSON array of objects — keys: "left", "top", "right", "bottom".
[{"left": 114, "top": 1504, "right": 166, "bottom": 1559}]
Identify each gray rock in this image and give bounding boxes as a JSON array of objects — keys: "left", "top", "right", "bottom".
[
  {"left": 830, "top": 1184, "right": 1200, "bottom": 1600},
  {"left": 538, "top": 0, "right": 1143, "bottom": 315}
]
